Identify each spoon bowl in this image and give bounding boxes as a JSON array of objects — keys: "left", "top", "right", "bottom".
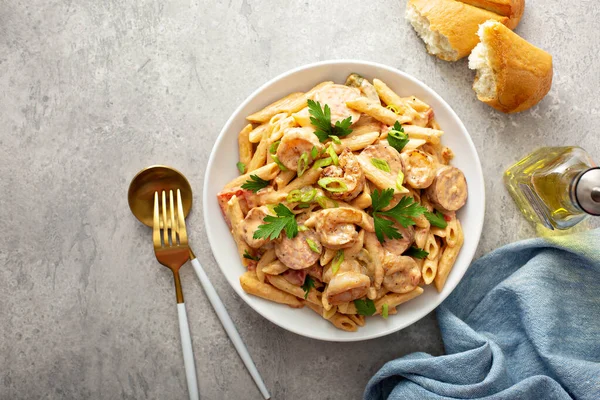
[{"left": 128, "top": 165, "right": 193, "bottom": 227}]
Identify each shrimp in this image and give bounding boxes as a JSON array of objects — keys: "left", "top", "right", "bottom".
[
  {"left": 239, "top": 206, "right": 272, "bottom": 248},
  {"left": 320, "top": 148, "right": 366, "bottom": 201},
  {"left": 325, "top": 269, "right": 370, "bottom": 305},
  {"left": 401, "top": 149, "right": 436, "bottom": 189},
  {"left": 276, "top": 127, "right": 323, "bottom": 171},
  {"left": 382, "top": 255, "right": 421, "bottom": 294},
  {"left": 304, "top": 207, "right": 374, "bottom": 250},
  {"left": 275, "top": 229, "right": 322, "bottom": 270}
]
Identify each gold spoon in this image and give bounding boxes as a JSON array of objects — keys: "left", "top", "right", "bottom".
[{"left": 128, "top": 166, "right": 271, "bottom": 400}]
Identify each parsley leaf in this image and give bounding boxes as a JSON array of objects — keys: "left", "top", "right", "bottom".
[
  {"left": 354, "top": 298, "right": 376, "bottom": 316},
  {"left": 425, "top": 211, "right": 448, "bottom": 229},
  {"left": 241, "top": 174, "right": 270, "bottom": 193},
  {"left": 236, "top": 162, "right": 246, "bottom": 174},
  {"left": 370, "top": 189, "right": 427, "bottom": 243},
  {"left": 253, "top": 203, "right": 298, "bottom": 240},
  {"left": 301, "top": 276, "right": 315, "bottom": 299},
  {"left": 371, "top": 188, "right": 396, "bottom": 213},
  {"left": 373, "top": 215, "right": 403, "bottom": 243},
  {"left": 388, "top": 122, "right": 409, "bottom": 153},
  {"left": 377, "top": 195, "right": 428, "bottom": 228},
  {"left": 243, "top": 250, "right": 260, "bottom": 261},
  {"left": 404, "top": 246, "right": 429, "bottom": 259},
  {"left": 307, "top": 99, "right": 353, "bottom": 142}
]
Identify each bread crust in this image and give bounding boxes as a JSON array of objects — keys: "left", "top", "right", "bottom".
[
  {"left": 475, "top": 21, "right": 553, "bottom": 113},
  {"left": 458, "top": 0, "right": 525, "bottom": 29},
  {"left": 409, "top": 0, "right": 509, "bottom": 61}
]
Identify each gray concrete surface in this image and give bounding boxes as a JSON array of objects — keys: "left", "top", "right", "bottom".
[{"left": 1, "top": 0, "right": 599, "bottom": 399}]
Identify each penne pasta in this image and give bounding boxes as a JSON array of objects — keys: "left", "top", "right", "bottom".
[
  {"left": 422, "top": 253, "right": 439, "bottom": 285},
  {"left": 346, "top": 97, "right": 412, "bottom": 126},
  {"left": 273, "top": 170, "right": 297, "bottom": 191},
  {"left": 435, "top": 220, "right": 464, "bottom": 292},
  {"left": 446, "top": 213, "right": 460, "bottom": 247},
  {"left": 238, "top": 124, "right": 254, "bottom": 169},
  {"left": 223, "top": 162, "right": 279, "bottom": 190},
  {"left": 425, "top": 233, "right": 441, "bottom": 261},
  {"left": 402, "top": 125, "right": 443, "bottom": 145},
  {"left": 267, "top": 275, "right": 321, "bottom": 305},
  {"left": 291, "top": 107, "right": 311, "bottom": 127},
  {"left": 305, "top": 301, "right": 358, "bottom": 332},
  {"left": 364, "top": 232, "right": 385, "bottom": 290},
  {"left": 249, "top": 123, "right": 270, "bottom": 143},
  {"left": 332, "top": 131, "right": 379, "bottom": 153},
  {"left": 256, "top": 249, "right": 277, "bottom": 283},
  {"left": 247, "top": 92, "right": 305, "bottom": 124},
  {"left": 375, "top": 287, "right": 424, "bottom": 314},
  {"left": 240, "top": 272, "right": 303, "bottom": 308},
  {"left": 225, "top": 195, "right": 253, "bottom": 268},
  {"left": 261, "top": 260, "right": 289, "bottom": 275},
  {"left": 282, "top": 167, "right": 322, "bottom": 192}
]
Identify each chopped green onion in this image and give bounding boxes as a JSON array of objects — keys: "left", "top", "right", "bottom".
[
  {"left": 316, "top": 196, "right": 338, "bottom": 209},
  {"left": 269, "top": 140, "right": 281, "bottom": 155},
  {"left": 313, "top": 157, "right": 333, "bottom": 169},
  {"left": 271, "top": 154, "right": 288, "bottom": 171},
  {"left": 236, "top": 162, "right": 246, "bottom": 174},
  {"left": 386, "top": 104, "right": 401, "bottom": 114},
  {"left": 298, "top": 225, "right": 309, "bottom": 232},
  {"left": 396, "top": 171, "right": 406, "bottom": 191},
  {"left": 326, "top": 145, "right": 339, "bottom": 166},
  {"left": 331, "top": 250, "right": 344, "bottom": 274},
  {"left": 297, "top": 152, "right": 309, "bottom": 177},
  {"left": 318, "top": 177, "right": 348, "bottom": 193},
  {"left": 330, "top": 135, "right": 342, "bottom": 145},
  {"left": 382, "top": 303, "right": 389, "bottom": 319},
  {"left": 371, "top": 158, "right": 391, "bottom": 172},
  {"left": 311, "top": 146, "right": 319, "bottom": 159},
  {"left": 297, "top": 203, "right": 311, "bottom": 209},
  {"left": 266, "top": 204, "right": 277, "bottom": 213},
  {"left": 300, "top": 188, "right": 317, "bottom": 203},
  {"left": 287, "top": 190, "right": 302, "bottom": 203},
  {"left": 306, "top": 238, "right": 321, "bottom": 254}
]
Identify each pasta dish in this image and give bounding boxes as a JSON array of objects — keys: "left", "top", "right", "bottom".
[{"left": 217, "top": 74, "right": 467, "bottom": 332}]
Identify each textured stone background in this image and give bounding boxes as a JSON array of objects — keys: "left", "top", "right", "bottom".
[{"left": 1, "top": 0, "right": 599, "bottom": 399}]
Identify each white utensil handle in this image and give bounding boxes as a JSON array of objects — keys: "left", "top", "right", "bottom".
[
  {"left": 191, "top": 258, "right": 271, "bottom": 400},
  {"left": 177, "top": 303, "right": 200, "bottom": 400}
]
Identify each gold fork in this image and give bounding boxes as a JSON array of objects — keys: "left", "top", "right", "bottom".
[{"left": 153, "top": 189, "right": 199, "bottom": 400}]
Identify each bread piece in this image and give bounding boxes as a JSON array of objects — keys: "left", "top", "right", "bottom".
[
  {"left": 458, "top": 0, "right": 525, "bottom": 29},
  {"left": 468, "top": 20, "right": 553, "bottom": 113},
  {"left": 406, "top": 0, "right": 509, "bottom": 62}
]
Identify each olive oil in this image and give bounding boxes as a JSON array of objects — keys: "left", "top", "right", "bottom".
[{"left": 504, "top": 147, "right": 600, "bottom": 230}]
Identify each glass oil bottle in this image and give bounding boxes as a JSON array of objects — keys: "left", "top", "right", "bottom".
[{"left": 504, "top": 147, "right": 600, "bottom": 230}]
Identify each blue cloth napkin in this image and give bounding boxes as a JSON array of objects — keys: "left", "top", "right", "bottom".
[{"left": 364, "top": 229, "right": 600, "bottom": 400}]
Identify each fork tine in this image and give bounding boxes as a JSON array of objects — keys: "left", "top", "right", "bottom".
[
  {"left": 161, "top": 190, "right": 171, "bottom": 246},
  {"left": 153, "top": 191, "right": 162, "bottom": 249},
  {"left": 177, "top": 189, "right": 188, "bottom": 246},
  {"left": 169, "top": 190, "right": 176, "bottom": 245}
]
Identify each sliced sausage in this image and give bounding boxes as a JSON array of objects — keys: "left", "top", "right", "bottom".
[
  {"left": 275, "top": 230, "right": 322, "bottom": 270},
  {"left": 313, "top": 84, "right": 362, "bottom": 125},
  {"left": 360, "top": 142, "right": 404, "bottom": 176},
  {"left": 382, "top": 223, "right": 415, "bottom": 255},
  {"left": 240, "top": 206, "right": 272, "bottom": 248},
  {"left": 401, "top": 149, "right": 436, "bottom": 189},
  {"left": 425, "top": 166, "right": 468, "bottom": 212}
]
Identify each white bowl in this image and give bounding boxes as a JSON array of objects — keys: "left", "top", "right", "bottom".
[{"left": 203, "top": 60, "right": 485, "bottom": 342}]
